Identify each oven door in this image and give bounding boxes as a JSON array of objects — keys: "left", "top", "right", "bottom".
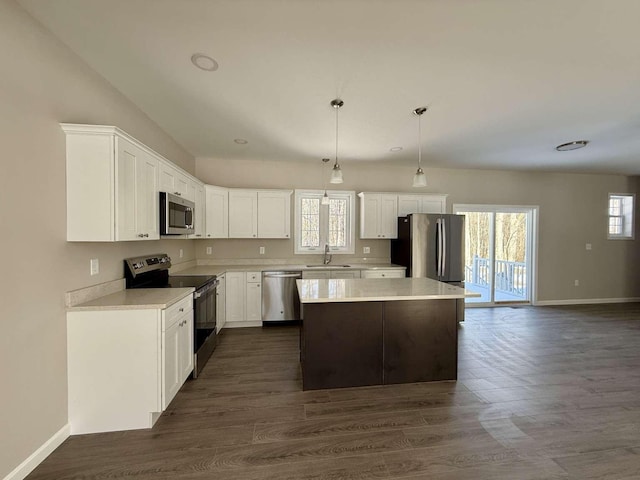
[{"left": 193, "top": 280, "right": 217, "bottom": 377}]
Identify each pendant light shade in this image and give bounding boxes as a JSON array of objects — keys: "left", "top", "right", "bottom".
[
  {"left": 412, "top": 106, "right": 428, "bottom": 188},
  {"left": 329, "top": 98, "right": 344, "bottom": 184},
  {"left": 413, "top": 167, "right": 427, "bottom": 187}
]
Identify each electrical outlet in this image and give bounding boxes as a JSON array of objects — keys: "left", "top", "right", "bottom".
[
  {"left": 90, "top": 258, "right": 99, "bottom": 276},
  {"left": 259, "top": 246, "right": 265, "bottom": 255},
  {"left": 179, "top": 248, "right": 184, "bottom": 258},
  {"left": 206, "top": 247, "right": 212, "bottom": 255},
  {"left": 363, "top": 246, "right": 371, "bottom": 254},
  {"left": 574, "top": 279, "right": 579, "bottom": 286},
  {"left": 586, "top": 243, "right": 592, "bottom": 250}
]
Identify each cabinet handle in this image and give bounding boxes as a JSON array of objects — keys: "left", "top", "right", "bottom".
[
  {"left": 144, "top": 233, "right": 149, "bottom": 238},
  {"left": 179, "top": 307, "right": 184, "bottom": 312},
  {"left": 286, "top": 234, "right": 289, "bottom": 237},
  {"left": 174, "top": 192, "right": 181, "bottom": 196},
  {"left": 196, "top": 234, "right": 201, "bottom": 237},
  {"left": 253, "top": 234, "right": 256, "bottom": 237},
  {"left": 137, "top": 234, "right": 144, "bottom": 238}
]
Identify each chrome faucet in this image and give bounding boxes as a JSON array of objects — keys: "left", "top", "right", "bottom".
[{"left": 323, "top": 244, "right": 332, "bottom": 265}]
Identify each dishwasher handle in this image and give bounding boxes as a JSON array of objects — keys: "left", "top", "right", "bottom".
[{"left": 263, "top": 273, "right": 302, "bottom": 278}]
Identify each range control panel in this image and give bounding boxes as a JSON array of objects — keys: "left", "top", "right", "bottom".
[{"left": 125, "top": 253, "right": 172, "bottom": 276}]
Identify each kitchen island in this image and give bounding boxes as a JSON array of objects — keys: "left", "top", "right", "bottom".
[{"left": 296, "top": 277, "right": 479, "bottom": 390}]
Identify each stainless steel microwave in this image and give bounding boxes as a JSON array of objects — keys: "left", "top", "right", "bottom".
[{"left": 160, "top": 192, "right": 195, "bottom": 235}]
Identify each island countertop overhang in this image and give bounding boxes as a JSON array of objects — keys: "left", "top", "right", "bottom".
[{"left": 297, "top": 277, "right": 481, "bottom": 304}]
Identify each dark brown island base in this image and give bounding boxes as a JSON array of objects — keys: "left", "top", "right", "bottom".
[{"left": 296, "top": 277, "right": 479, "bottom": 391}]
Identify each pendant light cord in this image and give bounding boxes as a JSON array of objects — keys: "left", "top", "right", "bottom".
[
  {"left": 417, "top": 113, "right": 422, "bottom": 168},
  {"left": 334, "top": 104, "right": 339, "bottom": 167}
]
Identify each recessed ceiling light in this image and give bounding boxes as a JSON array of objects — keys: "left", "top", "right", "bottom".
[
  {"left": 390, "top": 147, "right": 403, "bottom": 152},
  {"left": 234, "top": 138, "right": 248, "bottom": 144},
  {"left": 555, "top": 140, "right": 589, "bottom": 151},
  {"left": 191, "top": 53, "right": 219, "bottom": 72}
]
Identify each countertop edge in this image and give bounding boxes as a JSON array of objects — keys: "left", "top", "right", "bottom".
[{"left": 66, "top": 287, "right": 195, "bottom": 312}]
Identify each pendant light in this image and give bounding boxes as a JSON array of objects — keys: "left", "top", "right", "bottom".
[
  {"left": 329, "top": 98, "right": 344, "bottom": 184},
  {"left": 412, "top": 106, "right": 428, "bottom": 188},
  {"left": 321, "top": 158, "right": 330, "bottom": 205}
]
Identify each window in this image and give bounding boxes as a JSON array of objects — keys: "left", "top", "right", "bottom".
[
  {"left": 608, "top": 193, "right": 634, "bottom": 239},
  {"left": 295, "top": 190, "right": 355, "bottom": 254}
]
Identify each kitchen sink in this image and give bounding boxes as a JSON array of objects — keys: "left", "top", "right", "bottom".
[{"left": 306, "top": 264, "right": 351, "bottom": 268}]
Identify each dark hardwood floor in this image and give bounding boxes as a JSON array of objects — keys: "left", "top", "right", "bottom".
[{"left": 27, "top": 304, "right": 640, "bottom": 479}]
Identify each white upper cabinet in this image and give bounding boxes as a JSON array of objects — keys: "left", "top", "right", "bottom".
[
  {"left": 257, "top": 190, "right": 292, "bottom": 238},
  {"left": 62, "top": 124, "right": 159, "bottom": 242},
  {"left": 228, "top": 189, "right": 258, "bottom": 238},
  {"left": 397, "top": 194, "right": 448, "bottom": 216},
  {"left": 116, "top": 137, "right": 159, "bottom": 241},
  {"left": 226, "top": 189, "right": 292, "bottom": 239},
  {"left": 189, "top": 182, "right": 206, "bottom": 239},
  {"left": 358, "top": 193, "right": 398, "bottom": 239},
  {"left": 159, "top": 161, "right": 190, "bottom": 200},
  {"left": 205, "top": 185, "right": 229, "bottom": 238}
]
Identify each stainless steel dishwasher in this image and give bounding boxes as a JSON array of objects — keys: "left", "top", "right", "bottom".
[{"left": 262, "top": 271, "right": 302, "bottom": 324}]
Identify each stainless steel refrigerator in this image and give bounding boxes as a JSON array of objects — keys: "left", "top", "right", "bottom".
[{"left": 391, "top": 213, "right": 466, "bottom": 320}]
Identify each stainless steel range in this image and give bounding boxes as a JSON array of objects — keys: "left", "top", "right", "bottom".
[{"left": 124, "top": 253, "right": 217, "bottom": 378}]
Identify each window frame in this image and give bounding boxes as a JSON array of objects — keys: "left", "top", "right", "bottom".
[
  {"left": 294, "top": 189, "right": 356, "bottom": 255},
  {"left": 607, "top": 193, "right": 635, "bottom": 240}
]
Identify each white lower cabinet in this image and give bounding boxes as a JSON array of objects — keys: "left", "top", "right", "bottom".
[
  {"left": 224, "top": 271, "right": 262, "bottom": 326},
  {"left": 67, "top": 295, "right": 193, "bottom": 434},
  {"left": 360, "top": 268, "right": 406, "bottom": 279},
  {"left": 246, "top": 272, "right": 262, "bottom": 321}
]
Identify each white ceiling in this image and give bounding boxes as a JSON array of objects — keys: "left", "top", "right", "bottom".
[{"left": 18, "top": 0, "right": 640, "bottom": 175}]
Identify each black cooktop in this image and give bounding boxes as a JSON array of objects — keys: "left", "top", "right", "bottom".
[{"left": 167, "top": 275, "right": 216, "bottom": 289}]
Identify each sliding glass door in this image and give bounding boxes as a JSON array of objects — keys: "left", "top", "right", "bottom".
[{"left": 453, "top": 205, "right": 536, "bottom": 306}]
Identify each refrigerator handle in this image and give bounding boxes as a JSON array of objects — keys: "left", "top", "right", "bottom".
[
  {"left": 441, "top": 217, "right": 447, "bottom": 278},
  {"left": 436, "top": 219, "right": 442, "bottom": 277}
]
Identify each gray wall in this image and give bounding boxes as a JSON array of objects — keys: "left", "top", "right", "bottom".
[
  {"left": 0, "top": 1, "right": 195, "bottom": 476},
  {"left": 196, "top": 158, "right": 640, "bottom": 302}
]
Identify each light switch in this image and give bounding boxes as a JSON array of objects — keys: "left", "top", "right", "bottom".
[
  {"left": 206, "top": 247, "right": 212, "bottom": 255},
  {"left": 259, "top": 246, "right": 265, "bottom": 255},
  {"left": 179, "top": 248, "right": 184, "bottom": 258},
  {"left": 363, "top": 246, "right": 371, "bottom": 254},
  {"left": 586, "top": 243, "right": 592, "bottom": 250}
]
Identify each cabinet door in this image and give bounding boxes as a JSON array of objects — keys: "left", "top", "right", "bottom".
[
  {"left": 398, "top": 195, "right": 421, "bottom": 217},
  {"left": 189, "top": 183, "right": 206, "bottom": 238},
  {"left": 116, "top": 137, "right": 158, "bottom": 241},
  {"left": 162, "top": 321, "right": 180, "bottom": 409},
  {"left": 205, "top": 185, "right": 229, "bottom": 238},
  {"left": 246, "top": 282, "right": 262, "bottom": 321},
  {"left": 136, "top": 152, "right": 159, "bottom": 240},
  {"left": 379, "top": 194, "right": 398, "bottom": 239},
  {"left": 179, "top": 312, "right": 194, "bottom": 382},
  {"left": 228, "top": 190, "right": 258, "bottom": 238},
  {"left": 257, "top": 190, "right": 291, "bottom": 238},
  {"left": 159, "top": 162, "right": 189, "bottom": 199},
  {"left": 359, "top": 194, "right": 381, "bottom": 239},
  {"left": 225, "top": 272, "right": 246, "bottom": 322},
  {"left": 420, "top": 196, "right": 446, "bottom": 214},
  {"left": 216, "top": 275, "right": 226, "bottom": 332},
  {"left": 184, "top": 178, "right": 197, "bottom": 203}
]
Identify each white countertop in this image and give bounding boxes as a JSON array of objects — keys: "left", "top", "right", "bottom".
[
  {"left": 173, "top": 263, "right": 405, "bottom": 276},
  {"left": 67, "top": 288, "right": 194, "bottom": 311},
  {"left": 297, "top": 277, "right": 480, "bottom": 303}
]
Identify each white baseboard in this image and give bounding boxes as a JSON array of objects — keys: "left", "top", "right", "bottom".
[
  {"left": 534, "top": 297, "right": 640, "bottom": 306},
  {"left": 4, "top": 424, "right": 69, "bottom": 480}
]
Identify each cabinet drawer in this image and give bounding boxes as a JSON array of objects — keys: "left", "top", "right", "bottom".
[
  {"left": 246, "top": 271, "right": 261, "bottom": 282},
  {"left": 361, "top": 269, "right": 406, "bottom": 279},
  {"left": 164, "top": 295, "right": 193, "bottom": 330}
]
